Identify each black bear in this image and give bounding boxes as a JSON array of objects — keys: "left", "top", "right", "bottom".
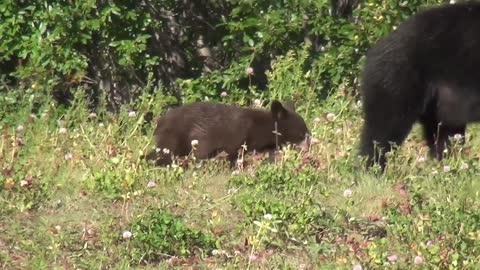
[
  {"left": 145, "top": 100, "right": 309, "bottom": 166},
  {"left": 359, "top": 3, "right": 480, "bottom": 171}
]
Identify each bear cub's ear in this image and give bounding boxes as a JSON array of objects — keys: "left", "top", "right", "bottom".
[{"left": 271, "top": 100, "right": 289, "bottom": 120}]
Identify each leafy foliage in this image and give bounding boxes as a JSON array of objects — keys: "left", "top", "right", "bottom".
[{"left": 130, "top": 210, "right": 218, "bottom": 263}]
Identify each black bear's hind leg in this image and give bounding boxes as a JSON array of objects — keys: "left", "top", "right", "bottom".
[
  {"left": 419, "top": 116, "right": 465, "bottom": 160},
  {"left": 435, "top": 124, "right": 466, "bottom": 160}
]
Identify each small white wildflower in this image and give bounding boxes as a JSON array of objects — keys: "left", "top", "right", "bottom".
[
  {"left": 30, "top": 114, "right": 37, "bottom": 119},
  {"left": 55, "top": 225, "right": 62, "bottom": 232},
  {"left": 122, "top": 231, "right": 133, "bottom": 239},
  {"left": 414, "top": 256, "right": 424, "bottom": 265},
  {"left": 443, "top": 165, "right": 451, "bottom": 173},
  {"left": 147, "top": 181, "right": 157, "bottom": 189},
  {"left": 59, "top": 127, "right": 67, "bottom": 134},
  {"left": 343, "top": 189, "right": 353, "bottom": 198},
  {"left": 88, "top": 112, "right": 97, "bottom": 118},
  {"left": 416, "top": 156, "right": 426, "bottom": 163},
  {"left": 231, "top": 170, "right": 240, "bottom": 176},
  {"left": 352, "top": 265, "right": 363, "bottom": 270},
  {"left": 227, "top": 188, "right": 238, "bottom": 195},
  {"left": 387, "top": 254, "right": 398, "bottom": 263},
  {"left": 432, "top": 169, "right": 438, "bottom": 175},
  {"left": 263, "top": 214, "right": 273, "bottom": 220},
  {"left": 128, "top": 111, "right": 136, "bottom": 118},
  {"left": 313, "top": 117, "right": 321, "bottom": 124},
  {"left": 326, "top": 113, "right": 336, "bottom": 122},
  {"left": 212, "top": 249, "right": 221, "bottom": 256},
  {"left": 426, "top": 240, "right": 435, "bottom": 248},
  {"left": 335, "top": 128, "right": 342, "bottom": 135},
  {"left": 191, "top": 139, "right": 199, "bottom": 146},
  {"left": 246, "top": 67, "right": 254, "bottom": 76},
  {"left": 20, "top": 180, "right": 29, "bottom": 187},
  {"left": 16, "top": 125, "right": 24, "bottom": 132},
  {"left": 163, "top": 148, "right": 170, "bottom": 154},
  {"left": 220, "top": 91, "right": 228, "bottom": 98},
  {"left": 155, "top": 148, "right": 161, "bottom": 153},
  {"left": 450, "top": 0, "right": 456, "bottom": 4},
  {"left": 460, "top": 162, "right": 469, "bottom": 170},
  {"left": 64, "top": 152, "right": 73, "bottom": 160},
  {"left": 453, "top": 133, "right": 463, "bottom": 142},
  {"left": 253, "top": 99, "right": 262, "bottom": 107},
  {"left": 356, "top": 100, "right": 362, "bottom": 108},
  {"left": 98, "top": 123, "right": 105, "bottom": 128}
]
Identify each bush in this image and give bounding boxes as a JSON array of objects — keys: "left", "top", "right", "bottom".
[{"left": 0, "top": 0, "right": 448, "bottom": 110}]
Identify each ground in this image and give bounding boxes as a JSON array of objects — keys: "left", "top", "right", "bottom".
[{"left": 0, "top": 91, "right": 479, "bottom": 269}]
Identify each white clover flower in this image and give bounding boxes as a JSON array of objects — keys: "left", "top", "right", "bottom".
[
  {"left": 416, "top": 156, "right": 426, "bottom": 163},
  {"left": 122, "top": 231, "right": 133, "bottom": 239},
  {"left": 326, "top": 113, "right": 336, "bottom": 122},
  {"left": 343, "top": 189, "right": 353, "bottom": 198},
  {"left": 460, "top": 162, "right": 469, "bottom": 170},
  {"left": 64, "top": 152, "right": 73, "bottom": 160},
  {"left": 191, "top": 139, "right": 199, "bottom": 146},
  {"left": 387, "top": 254, "right": 398, "bottom": 263},
  {"left": 147, "top": 181, "right": 157, "bottom": 189},
  {"left": 414, "top": 256, "right": 424, "bottom": 265}
]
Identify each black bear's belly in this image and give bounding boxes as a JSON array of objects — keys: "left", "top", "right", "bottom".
[{"left": 436, "top": 83, "right": 480, "bottom": 125}]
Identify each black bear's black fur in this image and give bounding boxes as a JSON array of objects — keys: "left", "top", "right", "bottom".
[
  {"left": 359, "top": 3, "right": 480, "bottom": 170},
  {"left": 145, "top": 101, "right": 309, "bottom": 166}
]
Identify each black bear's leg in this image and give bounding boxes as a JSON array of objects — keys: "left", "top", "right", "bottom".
[
  {"left": 360, "top": 115, "right": 417, "bottom": 171},
  {"left": 419, "top": 112, "right": 466, "bottom": 160},
  {"left": 435, "top": 124, "right": 466, "bottom": 160},
  {"left": 418, "top": 104, "right": 439, "bottom": 159}
]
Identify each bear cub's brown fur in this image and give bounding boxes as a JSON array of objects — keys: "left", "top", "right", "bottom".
[{"left": 145, "top": 100, "right": 309, "bottom": 166}]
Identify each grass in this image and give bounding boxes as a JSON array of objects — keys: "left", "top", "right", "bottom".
[{"left": 1, "top": 90, "right": 480, "bottom": 270}]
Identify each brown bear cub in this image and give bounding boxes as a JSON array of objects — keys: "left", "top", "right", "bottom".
[{"left": 145, "top": 100, "right": 309, "bottom": 166}]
